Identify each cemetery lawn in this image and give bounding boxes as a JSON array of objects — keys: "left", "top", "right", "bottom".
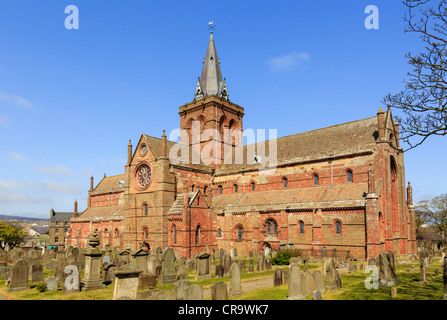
[{"left": 0, "top": 260, "right": 444, "bottom": 300}]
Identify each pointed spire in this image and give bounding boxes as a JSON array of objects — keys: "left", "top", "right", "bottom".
[{"left": 195, "top": 32, "right": 229, "bottom": 101}]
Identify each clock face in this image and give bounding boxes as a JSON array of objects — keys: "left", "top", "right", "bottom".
[{"left": 136, "top": 164, "right": 151, "bottom": 189}]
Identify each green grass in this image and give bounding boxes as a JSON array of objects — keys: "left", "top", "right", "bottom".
[{"left": 1, "top": 259, "right": 444, "bottom": 300}]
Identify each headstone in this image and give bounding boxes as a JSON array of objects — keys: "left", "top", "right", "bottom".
[
  {"left": 177, "top": 264, "right": 186, "bottom": 280},
  {"left": 274, "top": 267, "right": 283, "bottom": 286},
  {"left": 45, "top": 275, "right": 58, "bottom": 292},
  {"left": 302, "top": 271, "right": 317, "bottom": 297},
  {"left": 113, "top": 264, "right": 143, "bottom": 300},
  {"left": 149, "top": 289, "right": 177, "bottom": 300},
  {"left": 131, "top": 249, "right": 149, "bottom": 274},
  {"left": 0, "top": 250, "right": 7, "bottom": 267},
  {"left": 31, "top": 264, "right": 45, "bottom": 284},
  {"left": 184, "top": 284, "right": 204, "bottom": 300},
  {"left": 8, "top": 259, "right": 29, "bottom": 292},
  {"left": 229, "top": 261, "right": 244, "bottom": 297},
  {"left": 138, "top": 274, "right": 156, "bottom": 291},
  {"left": 174, "top": 279, "right": 191, "bottom": 300},
  {"left": 147, "top": 254, "right": 162, "bottom": 276},
  {"left": 420, "top": 258, "right": 428, "bottom": 284},
  {"left": 313, "top": 290, "right": 323, "bottom": 300},
  {"left": 231, "top": 248, "right": 237, "bottom": 258},
  {"left": 257, "top": 255, "right": 264, "bottom": 272},
  {"left": 215, "top": 264, "right": 224, "bottom": 277},
  {"left": 223, "top": 254, "right": 231, "bottom": 276},
  {"left": 159, "top": 247, "right": 176, "bottom": 284},
  {"left": 103, "top": 263, "right": 117, "bottom": 285},
  {"left": 248, "top": 259, "right": 254, "bottom": 273},
  {"left": 209, "top": 261, "right": 216, "bottom": 276},
  {"left": 210, "top": 281, "right": 228, "bottom": 300},
  {"left": 82, "top": 230, "right": 106, "bottom": 291},
  {"left": 325, "top": 258, "right": 341, "bottom": 292},
  {"left": 390, "top": 286, "right": 397, "bottom": 298},
  {"left": 196, "top": 252, "right": 211, "bottom": 279},
  {"left": 265, "top": 256, "right": 272, "bottom": 271},
  {"left": 286, "top": 263, "right": 305, "bottom": 300},
  {"left": 312, "top": 270, "right": 325, "bottom": 293}
]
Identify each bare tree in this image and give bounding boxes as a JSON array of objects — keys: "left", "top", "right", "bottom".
[
  {"left": 416, "top": 194, "right": 447, "bottom": 244},
  {"left": 383, "top": 0, "right": 447, "bottom": 151}
]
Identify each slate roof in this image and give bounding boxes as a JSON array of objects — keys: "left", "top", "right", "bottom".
[
  {"left": 168, "top": 191, "right": 201, "bottom": 215},
  {"left": 72, "top": 204, "right": 125, "bottom": 222},
  {"left": 91, "top": 174, "right": 125, "bottom": 195},
  {"left": 50, "top": 211, "right": 73, "bottom": 222},
  {"left": 218, "top": 116, "right": 378, "bottom": 172},
  {"left": 211, "top": 182, "right": 368, "bottom": 213}
]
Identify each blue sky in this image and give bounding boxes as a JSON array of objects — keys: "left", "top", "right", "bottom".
[{"left": 0, "top": 0, "right": 445, "bottom": 218}]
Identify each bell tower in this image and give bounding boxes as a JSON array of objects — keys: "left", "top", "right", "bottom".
[{"left": 179, "top": 31, "right": 244, "bottom": 167}]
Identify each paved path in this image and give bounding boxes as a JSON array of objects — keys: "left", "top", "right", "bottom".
[{"left": 203, "top": 276, "right": 274, "bottom": 299}]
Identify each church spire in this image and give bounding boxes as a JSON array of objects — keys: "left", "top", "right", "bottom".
[{"left": 195, "top": 31, "right": 229, "bottom": 101}]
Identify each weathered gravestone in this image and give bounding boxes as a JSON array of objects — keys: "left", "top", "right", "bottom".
[
  {"left": 312, "top": 270, "right": 325, "bottom": 293},
  {"left": 302, "top": 271, "right": 317, "bottom": 297},
  {"left": 274, "top": 267, "right": 283, "bottom": 286},
  {"left": 325, "top": 258, "right": 341, "bottom": 292},
  {"left": 420, "top": 258, "right": 428, "bottom": 284},
  {"left": 147, "top": 254, "right": 162, "bottom": 276},
  {"left": 113, "top": 264, "right": 143, "bottom": 300},
  {"left": 265, "top": 256, "right": 272, "bottom": 271},
  {"left": 229, "top": 261, "right": 244, "bottom": 297},
  {"left": 174, "top": 279, "right": 191, "bottom": 300},
  {"left": 149, "top": 289, "right": 177, "bottom": 300},
  {"left": 196, "top": 252, "right": 211, "bottom": 279},
  {"left": 82, "top": 230, "right": 105, "bottom": 291},
  {"left": 177, "top": 264, "right": 186, "bottom": 280},
  {"left": 131, "top": 249, "right": 149, "bottom": 274},
  {"left": 223, "top": 254, "right": 231, "bottom": 276},
  {"left": 248, "top": 259, "right": 254, "bottom": 273},
  {"left": 103, "top": 263, "right": 117, "bottom": 285},
  {"left": 286, "top": 263, "right": 305, "bottom": 300},
  {"left": 257, "top": 255, "right": 264, "bottom": 272},
  {"left": 184, "top": 284, "right": 204, "bottom": 300},
  {"left": 31, "top": 264, "right": 45, "bottom": 284},
  {"left": 0, "top": 250, "right": 7, "bottom": 267},
  {"left": 215, "top": 263, "right": 224, "bottom": 277},
  {"left": 8, "top": 259, "right": 29, "bottom": 292},
  {"left": 45, "top": 275, "right": 58, "bottom": 292},
  {"left": 211, "top": 281, "right": 228, "bottom": 300},
  {"left": 138, "top": 273, "right": 157, "bottom": 291},
  {"left": 158, "top": 247, "right": 176, "bottom": 284}
]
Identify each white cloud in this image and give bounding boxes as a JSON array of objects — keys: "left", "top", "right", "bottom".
[
  {"left": 40, "top": 180, "right": 83, "bottom": 194},
  {"left": 0, "top": 92, "right": 34, "bottom": 109},
  {"left": 268, "top": 51, "right": 310, "bottom": 72},
  {"left": 7, "top": 152, "right": 31, "bottom": 162},
  {"left": 31, "top": 165, "right": 73, "bottom": 176},
  {"left": 0, "top": 189, "right": 52, "bottom": 204}
]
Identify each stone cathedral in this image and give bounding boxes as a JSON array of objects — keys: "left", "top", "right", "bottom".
[{"left": 64, "top": 32, "right": 417, "bottom": 260}]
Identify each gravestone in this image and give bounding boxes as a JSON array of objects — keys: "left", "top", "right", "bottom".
[
  {"left": 45, "top": 275, "right": 58, "bottom": 292},
  {"left": 31, "top": 264, "right": 45, "bottom": 284},
  {"left": 313, "top": 290, "right": 323, "bottom": 300},
  {"left": 286, "top": 263, "right": 305, "bottom": 300},
  {"left": 274, "top": 267, "right": 283, "bottom": 286},
  {"left": 184, "top": 284, "right": 204, "bottom": 300},
  {"left": 215, "top": 264, "right": 224, "bottom": 277},
  {"left": 177, "top": 264, "right": 186, "bottom": 280},
  {"left": 223, "top": 254, "right": 231, "bottom": 276},
  {"left": 302, "top": 271, "right": 317, "bottom": 297},
  {"left": 138, "top": 274, "right": 156, "bottom": 291},
  {"left": 312, "top": 270, "right": 325, "bottom": 293},
  {"left": 229, "top": 261, "right": 244, "bottom": 297},
  {"left": 0, "top": 250, "right": 7, "bottom": 267},
  {"left": 131, "top": 249, "right": 149, "bottom": 274},
  {"left": 103, "top": 263, "right": 117, "bottom": 285},
  {"left": 82, "top": 230, "right": 105, "bottom": 291},
  {"left": 420, "top": 259, "right": 428, "bottom": 284},
  {"left": 265, "top": 256, "right": 272, "bottom": 271},
  {"left": 149, "top": 289, "right": 177, "bottom": 300},
  {"left": 8, "top": 259, "right": 29, "bottom": 292},
  {"left": 196, "top": 253, "right": 211, "bottom": 279},
  {"left": 231, "top": 248, "right": 237, "bottom": 258},
  {"left": 113, "top": 264, "right": 143, "bottom": 300},
  {"left": 248, "top": 259, "right": 254, "bottom": 273},
  {"left": 211, "top": 281, "right": 228, "bottom": 300},
  {"left": 159, "top": 247, "right": 176, "bottom": 284},
  {"left": 118, "top": 247, "right": 132, "bottom": 264},
  {"left": 325, "top": 258, "right": 341, "bottom": 292},
  {"left": 209, "top": 261, "right": 216, "bottom": 276},
  {"left": 174, "top": 279, "right": 191, "bottom": 300},
  {"left": 147, "top": 254, "right": 162, "bottom": 276},
  {"left": 257, "top": 255, "right": 264, "bottom": 272}
]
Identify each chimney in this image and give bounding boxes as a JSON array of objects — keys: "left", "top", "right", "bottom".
[
  {"left": 128, "top": 139, "right": 132, "bottom": 165},
  {"left": 407, "top": 182, "right": 413, "bottom": 206},
  {"left": 74, "top": 200, "right": 78, "bottom": 217},
  {"left": 161, "top": 130, "right": 167, "bottom": 158},
  {"left": 50, "top": 208, "right": 55, "bottom": 217},
  {"left": 90, "top": 176, "right": 94, "bottom": 191},
  {"left": 377, "top": 107, "right": 385, "bottom": 140}
]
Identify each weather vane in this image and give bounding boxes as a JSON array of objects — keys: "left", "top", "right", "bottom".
[{"left": 208, "top": 21, "right": 215, "bottom": 32}]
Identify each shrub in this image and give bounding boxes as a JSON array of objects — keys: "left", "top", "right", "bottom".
[
  {"left": 35, "top": 282, "right": 47, "bottom": 292},
  {"left": 272, "top": 250, "right": 304, "bottom": 265}
]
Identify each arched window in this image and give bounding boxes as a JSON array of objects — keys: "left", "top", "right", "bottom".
[
  {"left": 173, "top": 224, "right": 177, "bottom": 244},
  {"left": 299, "top": 221, "right": 305, "bottom": 234},
  {"left": 218, "top": 185, "right": 223, "bottom": 195},
  {"left": 195, "top": 225, "right": 200, "bottom": 245},
  {"left": 191, "top": 185, "right": 195, "bottom": 192},
  {"left": 234, "top": 184, "right": 238, "bottom": 193},
  {"left": 204, "top": 186, "right": 208, "bottom": 194},
  {"left": 114, "top": 229, "right": 119, "bottom": 238},
  {"left": 335, "top": 221, "right": 342, "bottom": 235},
  {"left": 237, "top": 227, "right": 243, "bottom": 241},
  {"left": 143, "top": 204, "right": 148, "bottom": 216},
  {"left": 217, "top": 228, "right": 222, "bottom": 238},
  {"left": 266, "top": 219, "right": 278, "bottom": 236},
  {"left": 251, "top": 182, "right": 255, "bottom": 191},
  {"left": 347, "top": 170, "right": 353, "bottom": 183},
  {"left": 282, "top": 177, "right": 288, "bottom": 189},
  {"left": 143, "top": 227, "right": 149, "bottom": 240},
  {"left": 314, "top": 174, "right": 319, "bottom": 186}
]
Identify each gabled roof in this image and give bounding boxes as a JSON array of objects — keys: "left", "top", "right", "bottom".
[
  {"left": 91, "top": 174, "right": 125, "bottom": 195},
  {"left": 72, "top": 204, "right": 124, "bottom": 222},
  {"left": 168, "top": 191, "right": 208, "bottom": 216},
  {"left": 211, "top": 182, "right": 368, "bottom": 213},
  {"left": 219, "top": 116, "right": 378, "bottom": 172},
  {"left": 50, "top": 211, "right": 73, "bottom": 222}
]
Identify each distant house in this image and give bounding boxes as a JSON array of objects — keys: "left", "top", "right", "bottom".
[{"left": 48, "top": 209, "right": 73, "bottom": 250}]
